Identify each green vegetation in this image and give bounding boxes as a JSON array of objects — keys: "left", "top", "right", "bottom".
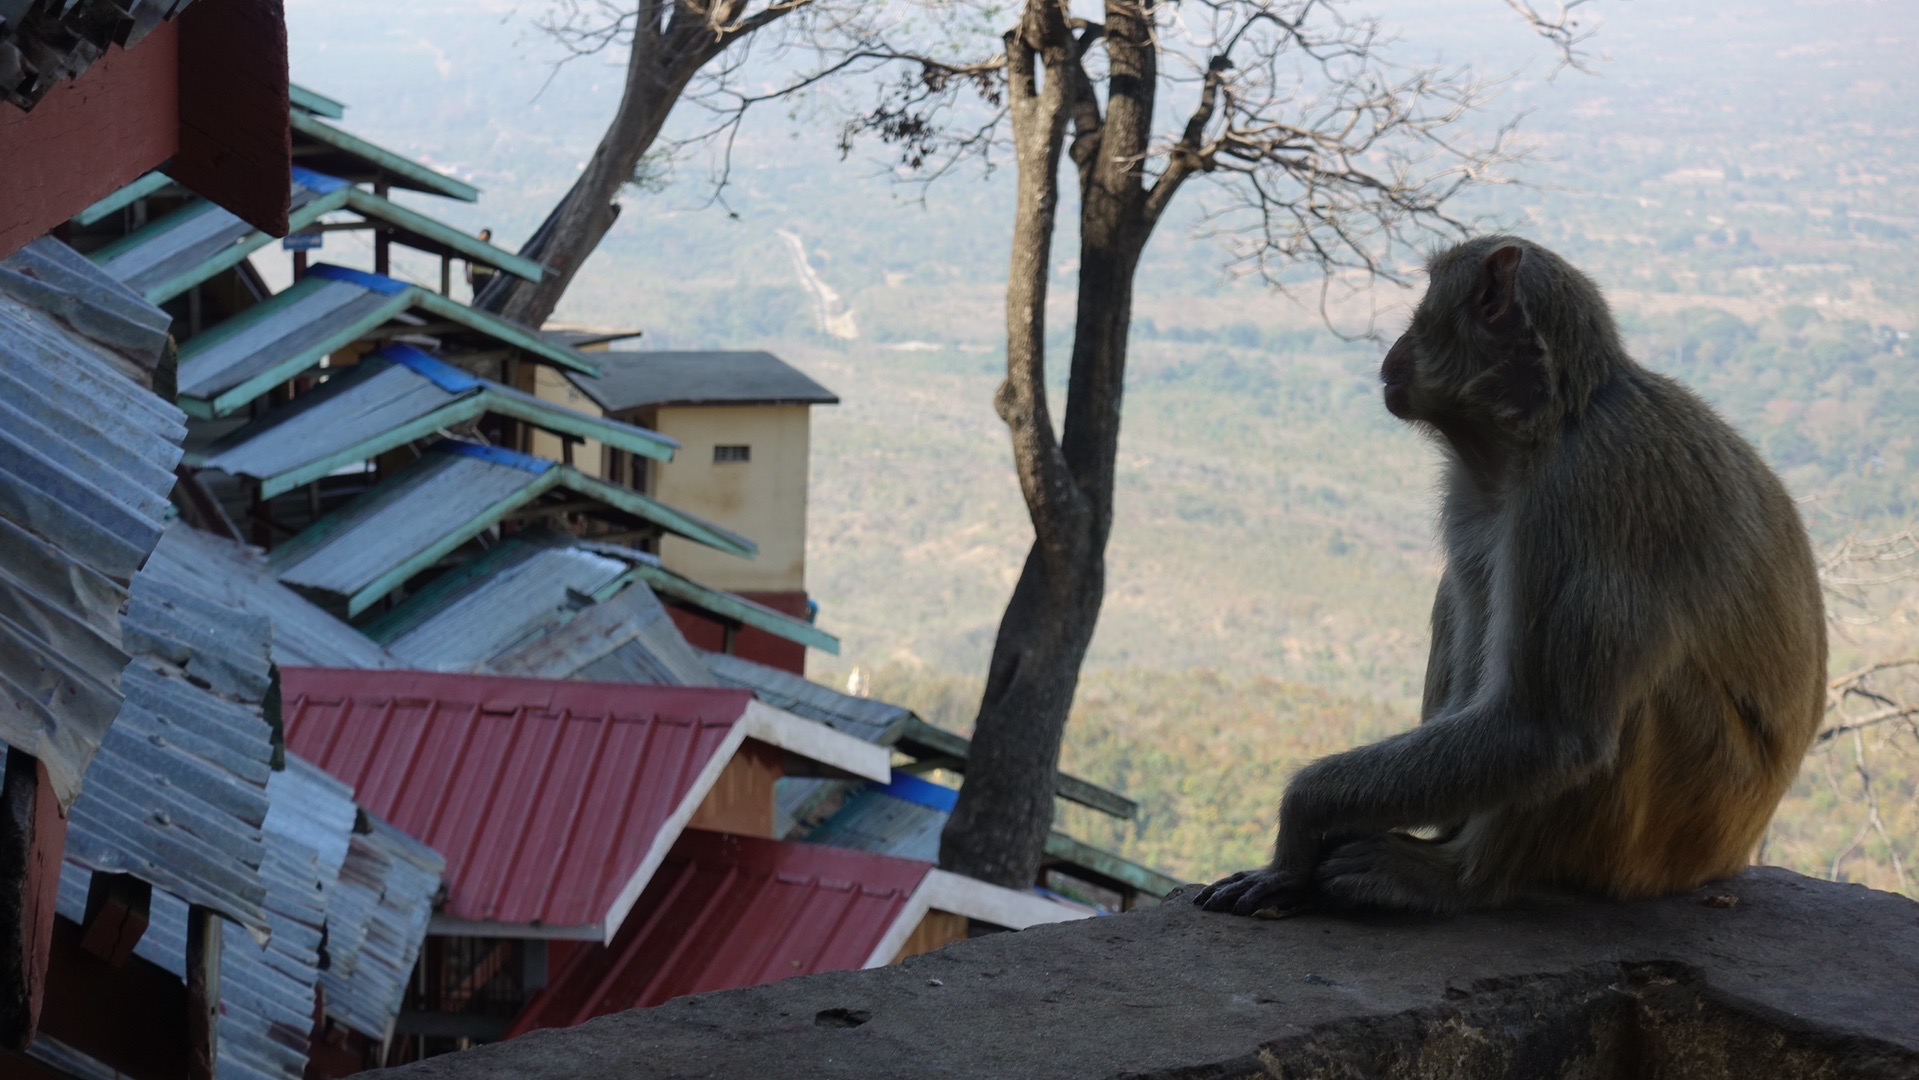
[{"left": 287, "top": 0, "right": 1917, "bottom": 897}]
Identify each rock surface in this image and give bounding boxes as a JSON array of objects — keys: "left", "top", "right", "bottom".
[{"left": 371, "top": 868, "right": 1919, "bottom": 1079}]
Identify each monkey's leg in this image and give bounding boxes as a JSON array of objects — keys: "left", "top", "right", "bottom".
[{"left": 1314, "top": 832, "right": 1481, "bottom": 914}]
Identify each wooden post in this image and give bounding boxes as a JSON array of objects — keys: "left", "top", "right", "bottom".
[
  {"left": 0, "top": 750, "right": 66, "bottom": 1050},
  {"left": 373, "top": 180, "right": 391, "bottom": 276},
  {"left": 185, "top": 906, "right": 222, "bottom": 1080}
]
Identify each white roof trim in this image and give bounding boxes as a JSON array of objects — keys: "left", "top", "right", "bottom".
[
  {"left": 919, "top": 869, "right": 1088, "bottom": 931},
  {"left": 859, "top": 869, "right": 1089, "bottom": 969},
  {"left": 740, "top": 698, "right": 891, "bottom": 783},
  {"left": 593, "top": 720, "right": 754, "bottom": 945},
  {"left": 861, "top": 886, "right": 934, "bottom": 969}
]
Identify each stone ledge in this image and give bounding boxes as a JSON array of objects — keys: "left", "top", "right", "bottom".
[{"left": 372, "top": 868, "right": 1919, "bottom": 1079}]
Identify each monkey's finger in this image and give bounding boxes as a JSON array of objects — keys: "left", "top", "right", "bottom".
[
  {"left": 1193, "top": 870, "right": 1254, "bottom": 908},
  {"left": 1228, "top": 873, "right": 1307, "bottom": 917}
]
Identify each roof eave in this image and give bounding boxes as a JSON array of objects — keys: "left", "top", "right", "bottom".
[{"left": 290, "top": 112, "right": 480, "bottom": 202}]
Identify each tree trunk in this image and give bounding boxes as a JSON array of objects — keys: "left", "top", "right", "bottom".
[
  {"left": 479, "top": 11, "right": 720, "bottom": 326},
  {"left": 939, "top": 0, "right": 1160, "bottom": 888}
]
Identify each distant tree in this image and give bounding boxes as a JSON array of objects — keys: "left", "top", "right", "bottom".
[{"left": 820, "top": 0, "right": 1604, "bottom": 887}]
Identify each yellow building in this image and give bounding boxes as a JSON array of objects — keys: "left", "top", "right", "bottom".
[{"left": 556, "top": 349, "right": 839, "bottom": 672}]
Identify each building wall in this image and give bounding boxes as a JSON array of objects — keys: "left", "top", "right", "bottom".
[
  {"left": 527, "top": 366, "right": 606, "bottom": 478},
  {"left": 650, "top": 405, "right": 811, "bottom": 595},
  {"left": 668, "top": 593, "right": 809, "bottom": 676},
  {"left": 687, "top": 742, "right": 782, "bottom": 838},
  {"left": 892, "top": 911, "right": 969, "bottom": 964}
]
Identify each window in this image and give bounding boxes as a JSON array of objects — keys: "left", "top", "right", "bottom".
[{"left": 713, "top": 445, "right": 751, "bottom": 464}]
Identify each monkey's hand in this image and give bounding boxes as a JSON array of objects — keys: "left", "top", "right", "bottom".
[{"left": 1192, "top": 866, "right": 1312, "bottom": 917}]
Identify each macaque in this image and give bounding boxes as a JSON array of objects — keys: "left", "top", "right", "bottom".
[{"left": 1197, "top": 236, "right": 1825, "bottom": 915}]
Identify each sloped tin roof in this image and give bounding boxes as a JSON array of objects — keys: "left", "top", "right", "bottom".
[
  {"left": 90, "top": 168, "right": 543, "bottom": 304},
  {"left": 0, "top": 237, "right": 184, "bottom": 808},
  {"left": 142, "top": 521, "right": 400, "bottom": 670},
  {"left": 511, "top": 830, "right": 929, "bottom": 1033},
  {"left": 282, "top": 668, "right": 757, "bottom": 936},
  {"left": 174, "top": 263, "right": 596, "bottom": 417},
  {"left": 190, "top": 344, "right": 676, "bottom": 497},
  {"left": 568, "top": 350, "right": 839, "bottom": 413},
  {"left": 60, "top": 556, "right": 279, "bottom": 937},
  {"left": 268, "top": 440, "right": 751, "bottom": 615}
]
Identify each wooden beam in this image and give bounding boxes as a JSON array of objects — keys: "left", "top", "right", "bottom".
[
  {"left": 0, "top": 752, "right": 66, "bottom": 1049},
  {"left": 186, "top": 906, "right": 222, "bottom": 1080},
  {"left": 79, "top": 874, "right": 152, "bottom": 969},
  {"left": 172, "top": 0, "right": 292, "bottom": 237}
]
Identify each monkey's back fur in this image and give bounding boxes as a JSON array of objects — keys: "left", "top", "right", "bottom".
[{"left": 1445, "top": 357, "right": 1827, "bottom": 899}]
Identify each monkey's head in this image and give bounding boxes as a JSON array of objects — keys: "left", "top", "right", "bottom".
[{"left": 1382, "top": 235, "right": 1621, "bottom": 447}]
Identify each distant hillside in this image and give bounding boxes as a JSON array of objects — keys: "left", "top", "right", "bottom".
[{"left": 284, "top": 0, "right": 1918, "bottom": 893}]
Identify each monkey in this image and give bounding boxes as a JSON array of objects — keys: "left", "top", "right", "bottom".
[{"left": 1195, "top": 235, "right": 1826, "bottom": 917}]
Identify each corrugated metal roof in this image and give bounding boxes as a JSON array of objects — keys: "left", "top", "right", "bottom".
[
  {"left": 322, "top": 813, "right": 446, "bottom": 1040},
  {"left": 806, "top": 775, "right": 952, "bottom": 862},
  {"left": 141, "top": 521, "right": 401, "bottom": 670},
  {"left": 0, "top": 236, "right": 184, "bottom": 808},
  {"left": 282, "top": 668, "right": 756, "bottom": 935},
  {"left": 576, "top": 539, "right": 838, "bottom": 655},
  {"left": 190, "top": 344, "right": 676, "bottom": 498},
  {"left": 290, "top": 111, "right": 481, "bottom": 202},
  {"left": 488, "top": 578, "right": 716, "bottom": 687},
  {"left": 90, "top": 169, "right": 349, "bottom": 302},
  {"left": 61, "top": 557, "right": 278, "bottom": 938},
  {"left": 568, "top": 351, "right": 840, "bottom": 413},
  {"left": 269, "top": 440, "right": 753, "bottom": 615},
  {"left": 368, "top": 539, "right": 630, "bottom": 670},
  {"left": 511, "top": 830, "right": 927, "bottom": 1034},
  {"left": 705, "top": 652, "right": 910, "bottom": 743},
  {"left": 199, "top": 758, "right": 357, "bottom": 1080},
  {"left": 90, "top": 169, "right": 544, "bottom": 304},
  {"left": 175, "top": 263, "right": 597, "bottom": 417},
  {"left": 0, "top": 0, "right": 195, "bottom": 109}
]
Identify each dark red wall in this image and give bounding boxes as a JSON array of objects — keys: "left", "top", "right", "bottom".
[
  {"left": 0, "top": 26, "right": 182, "bottom": 258},
  {"left": 0, "top": 0, "right": 290, "bottom": 260},
  {"left": 668, "top": 591, "right": 811, "bottom": 675}
]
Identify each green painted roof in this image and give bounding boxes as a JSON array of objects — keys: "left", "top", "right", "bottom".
[
  {"left": 291, "top": 111, "right": 480, "bottom": 202},
  {"left": 71, "top": 171, "right": 177, "bottom": 227},
  {"left": 290, "top": 83, "right": 347, "bottom": 119},
  {"left": 175, "top": 264, "right": 599, "bottom": 417}
]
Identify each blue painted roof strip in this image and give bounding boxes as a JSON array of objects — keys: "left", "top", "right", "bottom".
[
  {"left": 882, "top": 773, "right": 960, "bottom": 811},
  {"left": 434, "top": 437, "right": 554, "bottom": 474},
  {"left": 382, "top": 343, "right": 481, "bottom": 393},
  {"left": 290, "top": 165, "right": 351, "bottom": 194},
  {"left": 307, "top": 262, "right": 414, "bottom": 296}
]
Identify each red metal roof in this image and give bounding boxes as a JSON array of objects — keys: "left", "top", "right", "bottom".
[
  {"left": 281, "top": 668, "right": 756, "bottom": 933},
  {"left": 511, "top": 830, "right": 931, "bottom": 1034}
]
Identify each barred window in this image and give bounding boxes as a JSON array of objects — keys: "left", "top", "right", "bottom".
[{"left": 713, "top": 445, "right": 751, "bottom": 463}]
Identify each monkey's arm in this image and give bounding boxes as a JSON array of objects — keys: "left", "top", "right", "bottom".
[
  {"left": 1199, "top": 551, "right": 1665, "bottom": 915},
  {"left": 1420, "top": 571, "right": 1461, "bottom": 722}
]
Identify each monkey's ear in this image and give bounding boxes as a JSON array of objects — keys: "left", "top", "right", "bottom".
[{"left": 1475, "top": 245, "right": 1526, "bottom": 332}]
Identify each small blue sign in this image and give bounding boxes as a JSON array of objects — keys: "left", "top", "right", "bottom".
[{"left": 282, "top": 232, "right": 323, "bottom": 252}]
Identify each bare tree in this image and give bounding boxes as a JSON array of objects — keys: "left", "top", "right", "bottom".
[
  {"left": 477, "top": 0, "right": 831, "bottom": 325},
  {"left": 1794, "top": 525, "right": 1919, "bottom": 895},
  {"left": 800, "top": 0, "right": 1599, "bottom": 887}
]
